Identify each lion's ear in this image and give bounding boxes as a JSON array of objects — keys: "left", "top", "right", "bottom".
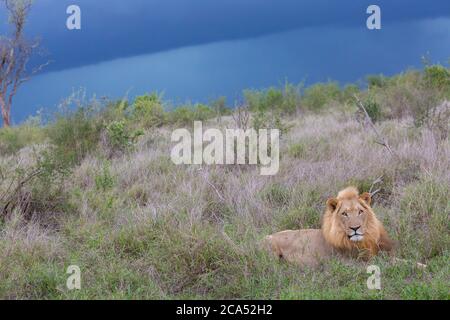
[
  {"left": 326, "top": 198, "right": 338, "bottom": 212},
  {"left": 360, "top": 192, "right": 372, "bottom": 206}
]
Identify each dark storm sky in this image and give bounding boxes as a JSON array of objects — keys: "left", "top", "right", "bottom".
[{"left": 1, "top": 0, "right": 449, "bottom": 123}]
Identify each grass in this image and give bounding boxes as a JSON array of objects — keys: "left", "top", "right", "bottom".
[{"left": 0, "top": 66, "right": 449, "bottom": 300}]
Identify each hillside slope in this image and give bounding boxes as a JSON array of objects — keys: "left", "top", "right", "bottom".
[{"left": 0, "top": 109, "right": 448, "bottom": 299}]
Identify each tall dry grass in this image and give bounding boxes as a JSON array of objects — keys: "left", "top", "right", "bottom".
[{"left": 0, "top": 108, "right": 448, "bottom": 299}]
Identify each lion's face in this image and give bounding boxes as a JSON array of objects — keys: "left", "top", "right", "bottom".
[
  {"left": 322, "top": 187, "right": 393, "bottom": 256},
  {"left": 335, "top": 198, "right": 370, "bottom": 242}
]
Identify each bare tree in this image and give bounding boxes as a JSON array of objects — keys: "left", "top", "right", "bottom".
[
  {"left": 0, "top": 0, "right": 47, "bottom": 127},
  {"left": 232, "top": 100, "right": 250, "bottom": 131}
]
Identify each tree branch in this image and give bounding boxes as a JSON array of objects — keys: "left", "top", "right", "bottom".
[
  {"left": 354, "top": 95, "right": 399, "bottom": 159},
  {"left": 0, "top": 0, "right": 46, "bottom": 126}
]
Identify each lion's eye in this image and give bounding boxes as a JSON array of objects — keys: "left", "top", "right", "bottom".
[
  {"left": 359, "top": 210, "right": 363, "bottom": 215},
  {"left": 342, "top": 212, "right": 348, "bottom": 217}
]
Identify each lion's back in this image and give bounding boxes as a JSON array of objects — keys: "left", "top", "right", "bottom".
[{"left": 264, "top": 229, "right": 334, "bottom": 267}]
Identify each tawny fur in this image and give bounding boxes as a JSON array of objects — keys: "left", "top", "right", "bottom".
[
  {"left": 322, "top": 187, "right": 393, "bottom": 257},
  {"left": 263, "top": 229, "right": 334, "bottom": 267},
  {"left": 264, "top": 187, "right": 394, "bottom": 267}
]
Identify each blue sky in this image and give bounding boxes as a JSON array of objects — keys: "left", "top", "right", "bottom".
[{"left": 1, "top": 0, "right": 450, "bottom": 124}]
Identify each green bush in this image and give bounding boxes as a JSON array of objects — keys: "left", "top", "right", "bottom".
[
  {"left": 46, "top": 107, "right": 103, "bottom": 167},
  {"left": 341, "top": 84, "right": 361, "bottom": 104},
  {"left": 366, "top": 67, "right": 449, "bottom": 127},
  {"left": 242, "top": 88, "right": 275, "bottom": 113},
  {"left": 251, "top": 109, "right": 287, "bottom": 134},
  {"left": 423, "top": 64, "right": 450, "bottom": 93},
  {"left": 95, "top": 162, "right": 115, "bottom": 191},
  {"left": 0, "top": 125, "right": 46, "bottom": 155},
  {"left": 244, "top": 84, "right": 301, "bottom": 115},
  {"left": 280, "top": 82, "right": 302, "bottom": 114},
  {"left": 168, "top": 104, "right": 214, "bottom": 125},
  {"left": 193, "top": 104, "right": 214, "bottom": 121},
  {"left": 370, "top": 70, "right": 442, "bottom": 125},
  {"left": 363, "top": 96, "right": 383, "bottom": 123},
  {"left": 168, "top": 106, "right": 194, "bottom": 125},
  {"left": 244, "top": 87, "right": 291, "bottom": 134},
  {"left": 105, "top": 120, "right": 143, "bottom": 154},
  {"left": 210, "top": 96, "right": 230, "bottom": 116},
  {"left": 133, "top": 92, "right": 166, "bottom": 127},
  {"left": 101, "top": 99, "right": 129, "bottom": 123},
  {"left": 0, "top": 146, "right": 73, "bottom": 222},
  {"left": 302, "top": 82, "right": 341, "bottom": 111},
  {"left": 264, "top": 88, "right": 284, "bottom": 112},
  {"left": 366, "top": 74, "right": 390, "bottom": 89}
]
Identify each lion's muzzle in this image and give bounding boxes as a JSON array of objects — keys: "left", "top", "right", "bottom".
[{"left": 348, "top": 226, "right": 364, "bottom": 242}]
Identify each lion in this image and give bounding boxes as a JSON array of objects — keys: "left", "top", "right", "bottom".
[{"left": 264, "top": 187, "right": 394, "bottom": 267}]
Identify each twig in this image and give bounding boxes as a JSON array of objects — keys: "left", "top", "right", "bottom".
[
  {"left": 354, "top": 95, "right": 399, "bottom": 159},
  {"left": 369, "top": 175, "right": 384, "bottom": 197},
  {"left": 199, "top": 169, "right": 225, "bottom": 202},
  {"left": 1, "top": 168, "right": 42, "bottom": 216},
  {"left": 393, "top": 257, "right": 427, "bottom": 269}
]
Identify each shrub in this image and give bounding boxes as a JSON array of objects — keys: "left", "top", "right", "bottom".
[
  {"left": 362, "top": 95, "right": 383, "bottom": 123},
  {"left": 101, "top": 99, "right": 129, "bottom": 123},
  {"left": 168, "top": 104, "right": 214, "bottom": 125},
  {"left": 244, "top": 84, "right": 302, "bottom": 115},
  {"left": 168, "top": 106, "right": 194, "bottom": 125},
  {"left": 244, "top": 88, "right": 283, "bottom": 112},
  {"left": 0, "top": 147, "right": 72, "bottom": 223},
  {"left": 95, "top": 162, "right": 115, "bottom": 191},
  {"left": 46, "top": 107, "right": 103, "bottom": 167},
  {"left": 302, "top": 82, "right": 341, "bottom": 111},
  {"left": 425, "top": 101, "right": 450, "bottom": 140},
  {"left": 244, "top": 88, "right": 290, "bottom": 133},
  {"left": 341, "top": 84, "right": 361, "bottom": 104},
  {"left": 375, "top": 81, "right": 411, "bottom": 119},
  {"left": 409, "top": 86, "right": 442, "bottom": 128},
  {"left": 105, "top": 120, "right": 143, "bottom": 155},
  {"left": 0, "top": 125, "right": 46, "bottom": 155},
  {"left": 193, "top": 104, "right": 214, "bottom": 121},
  {"left": 423, "top": 64, "right": 450, "bottom": 93},
  {"left": 372, "top": 70, "right": 443, "bottom": 126},
  {"left": 366, "top": 74, "right": 390, "bottom": 89},
  {"left": 264, "top": 88, "right": 284, "bottom": 112},
  {"left": 280, "top": 82, "right": 302, "bottom": 114},
  {"left": 132, "top": 92, "right": 166, "bottom": 127},
  {"left": 251, "top": 109, "right": 287, "bottom": 134},
  {"left": 210, "top": 96, "right": 230, "bottom": 116},
  {"left": 243, "top": 90, "right": 259, "bottom": 112},
  {"left": 367, "top": 67, "right": 449, "bottom": 130}
]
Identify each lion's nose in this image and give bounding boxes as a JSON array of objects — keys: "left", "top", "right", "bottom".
[{"left": 350, "top": 226, "right": 361, "bottom": 232}]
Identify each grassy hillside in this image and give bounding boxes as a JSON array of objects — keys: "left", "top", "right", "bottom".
[{"left": 0, "top": 65, "right": 449, "bottom": 299}]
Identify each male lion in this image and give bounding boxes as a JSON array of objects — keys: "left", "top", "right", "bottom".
[{"left": 264, "top": 187, "right": 394, "bottom": 267}]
